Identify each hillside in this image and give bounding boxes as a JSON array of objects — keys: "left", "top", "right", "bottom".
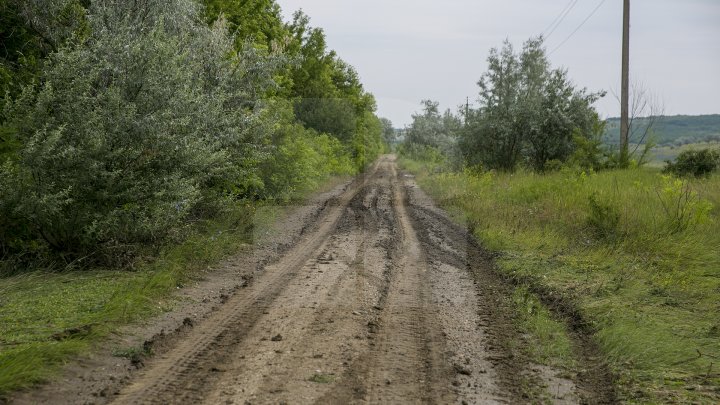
[{"left": 603, "top": 114, "right": 720, "bottom": 146}]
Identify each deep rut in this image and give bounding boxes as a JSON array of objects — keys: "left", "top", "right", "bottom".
[{"left": 108, "top": 156, "right": 592, "bottom": 404}]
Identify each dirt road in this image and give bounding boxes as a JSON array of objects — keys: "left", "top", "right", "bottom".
[{"left": 15, "top": 155, "right": 606, "bottom": 404}]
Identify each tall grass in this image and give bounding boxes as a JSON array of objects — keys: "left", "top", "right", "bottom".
[{"left": 405, "top": 159, "right": 720, "bottom": 403}]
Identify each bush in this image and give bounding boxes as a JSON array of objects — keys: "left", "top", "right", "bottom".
[
  {"left": 663, "top": 149, "right": 719, "bottom": 178},
  {"left": 0, "top": 0, "right": 276, "bottom": 266}
]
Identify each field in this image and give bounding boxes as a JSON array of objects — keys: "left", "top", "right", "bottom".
[{"left": 401, "top": 158, "right": 720, "bottom": 403}]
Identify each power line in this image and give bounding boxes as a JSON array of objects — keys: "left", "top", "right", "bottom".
[
  {"left": 541, "top": 0, "right": 576, "bottom": 37},
  {"left": 549, "top": 0, "right": 608, "bottom": 55},
  {"left": 544, "top": 0, "right": 580, "bottom": 40}
]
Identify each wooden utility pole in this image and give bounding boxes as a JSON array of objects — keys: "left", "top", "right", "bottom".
[
  {"left": 465, "top": 97, "right": 470, "bottom": 125},
  {"left": 620, "top": 0, "right": 630, "bottom": 163}
]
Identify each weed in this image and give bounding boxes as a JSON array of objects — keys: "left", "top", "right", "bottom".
[
  {"left": 587, "top": 193, "right": 621, "bottom": 241},
  {"left": 308, "top": 373, "right": 335, "bottom": 384}
]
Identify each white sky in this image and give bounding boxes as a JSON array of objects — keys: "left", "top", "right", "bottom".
[{"left": 276, "top": 0, "right": 720, "bottom": 127}]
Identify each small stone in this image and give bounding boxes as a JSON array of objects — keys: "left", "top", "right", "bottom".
[{"left": 271, "top": 334, "right": 283, "bottom": 342}]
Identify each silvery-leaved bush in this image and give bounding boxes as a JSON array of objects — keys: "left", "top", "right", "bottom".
[{"left": 0, "top": 0, "right": 280, "bottom": 264}]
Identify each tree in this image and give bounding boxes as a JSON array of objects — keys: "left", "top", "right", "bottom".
[
  {"left": 202, "top": 0, "right": 287, "bottom": 51},
  {"left": 461, "top": 37, "right": 603, "bottom": 171},
  {"left": 283, "top": 10, "right": 383, "bottom": 167},
  {"left": 0, "top": 0, "right": 278, "bottom": 262},
  {"left": 379, "top": 117, "right": 396, "bottom": 146},
  {"left": 406, "top": 100, "right": 460, "bottom": 150}
]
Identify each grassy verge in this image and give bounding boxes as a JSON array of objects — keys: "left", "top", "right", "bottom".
[
  {"left": 401, "top": 157, "right": 720, "bottom": 403},
  {"left": 0, "top": 175, "right": 350, "bottom": 397}
]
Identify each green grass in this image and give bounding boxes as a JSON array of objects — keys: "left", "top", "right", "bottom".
[
  {"left": 308, "top": 373, "right": 336, "bottom": 384},
  {"left": 401, "top": 158, "right": 720, "bottom": 403},
  {"left": 511, "top": 286, "right": 576, "bottom": 371},
  {"left": 0, "top": 206, "right": 256, "bottom": 396},
  {"left": 0, "top": 174, "right": 352, "bottom": 397}
]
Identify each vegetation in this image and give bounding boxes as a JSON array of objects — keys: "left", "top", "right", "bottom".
[
  {"left": 0, "top": 0, "right": 386, "bottom": 274},
  {"left": 0, "top": 0, "right": 386, "bottom": 395},
  {"left": 663, "top": 148, "right": 719, "bottom": 178},
  {"left": 400, "top": 35, "right": 720, "bottom": 402},
  {"left": 460, "top": 38, "right": 604, "bottom": 172},
  {"left": 402, "top": 160, "right": 720, "bottom": 402}
]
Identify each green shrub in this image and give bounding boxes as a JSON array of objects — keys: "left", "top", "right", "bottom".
[
  {"left": 0, "top": 0, "right": 276, "bottom": 266},
  {"left": 663, "top": 148, "right": 719, "bottom": 178}
]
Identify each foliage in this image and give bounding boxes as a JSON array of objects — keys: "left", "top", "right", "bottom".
[
  {"left": 0, "top": 0, "right": 282, "bottom": 266},
  {"left": 379, "top": 117, "right": 396, "bottom": 146},
  {"left": 460, "top": 37, "right": 604, "bottom": 172},
  {"left": 401, "top": 100, "right": 462, "bottom": 169},
  {"left": 0, "top": 0, "right": 90, "bottom": 102},
  {"left": 202, "top": 0, "right": 287, "bottom": 51},
  {"left": 0, "top": 0, "right": 385, "bottom": 271},
  {"left": 258, "top": 101, "right": 355, "bottom": 200},
  {"left": 663, "top": 148, "right": 719, "bottom": 178},
  {"left": 655, "top": 176, "right": 713, "bottom": 233},
  {"left": 283, "top": 10, "right": 384, "bottom": 166}
]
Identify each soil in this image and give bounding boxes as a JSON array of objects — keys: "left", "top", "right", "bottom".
[{"left": 7, "top": 156, "right": 614, "bottom": 404}]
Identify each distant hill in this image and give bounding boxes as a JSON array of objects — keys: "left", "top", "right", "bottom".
[{"left": 603, "top": 114, "right": 720, "bottom": 146}]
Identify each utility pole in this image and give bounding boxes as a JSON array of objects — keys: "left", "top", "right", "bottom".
[
  {"left": 465, "top": 97, "right": 470, "bottom": 125},
  {"left": 620, "top": 0, "right": 630, "bottom": 164}
]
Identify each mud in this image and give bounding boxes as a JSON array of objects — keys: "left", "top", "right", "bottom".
[{"left": 9, "top": 156, "right": 614, "bottom": 404}]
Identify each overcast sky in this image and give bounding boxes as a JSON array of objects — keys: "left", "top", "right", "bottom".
[{"left": 276, "top": 0, "right": 720, "bottom": 127}]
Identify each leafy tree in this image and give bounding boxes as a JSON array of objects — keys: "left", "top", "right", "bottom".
[
  {"left": 284, "top": 10, "right": 382, "bottom": 164},
  {"left": 404, "top": 100, "right": 462, "bottom": 167},
  {"left": 0, "top": 0, "right": 277, "bottom": 263},
  {"left": 406, "top": 100, "right": 460, "bottom": 149},
  {"left": 202, "top": 0, "right": 287, "bottom": 51},
  {"left": 461, "top": 38, "right": 603, "bottom": 172},
  {"left": 380, "top": 117, "right": 396, "bottom": 146}
]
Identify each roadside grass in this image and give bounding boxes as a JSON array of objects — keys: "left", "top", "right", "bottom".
[
  {"left": 401, "top": 158, "right": 720, "bottom": 403},
  {"left": 0, "top": 205, "right": 256, "bottom": 396},
  {"left": 511, "top": 286, "right": 576, "bottom": 372},
  {"left": 0, "top": 174, "right": 351, "bottom": 397}
]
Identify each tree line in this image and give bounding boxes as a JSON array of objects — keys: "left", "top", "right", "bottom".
[
  {"left": 0, "top": 0, "right": 387, "bottom": 272},
  {"left": 401, "top": 37, "right": 614, "bottom": 173}
]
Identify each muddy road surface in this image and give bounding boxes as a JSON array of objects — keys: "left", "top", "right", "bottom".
[{"left": 16, "top": 155, "right": 612, "bottom": 404}]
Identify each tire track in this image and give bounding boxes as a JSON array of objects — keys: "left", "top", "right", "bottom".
[{"left": 112, "top": 163, "right": 381, "bottom": 404}]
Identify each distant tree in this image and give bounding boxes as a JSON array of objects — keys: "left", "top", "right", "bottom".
[
  {"left": 406, "top": 100, "right": 460, "bottom": 150},
  {"left": 379, "top": 117, "right": 396, "bottom": 146},
  {"left": 461, "top": 37, "right": 603, "bottom": 171}
]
